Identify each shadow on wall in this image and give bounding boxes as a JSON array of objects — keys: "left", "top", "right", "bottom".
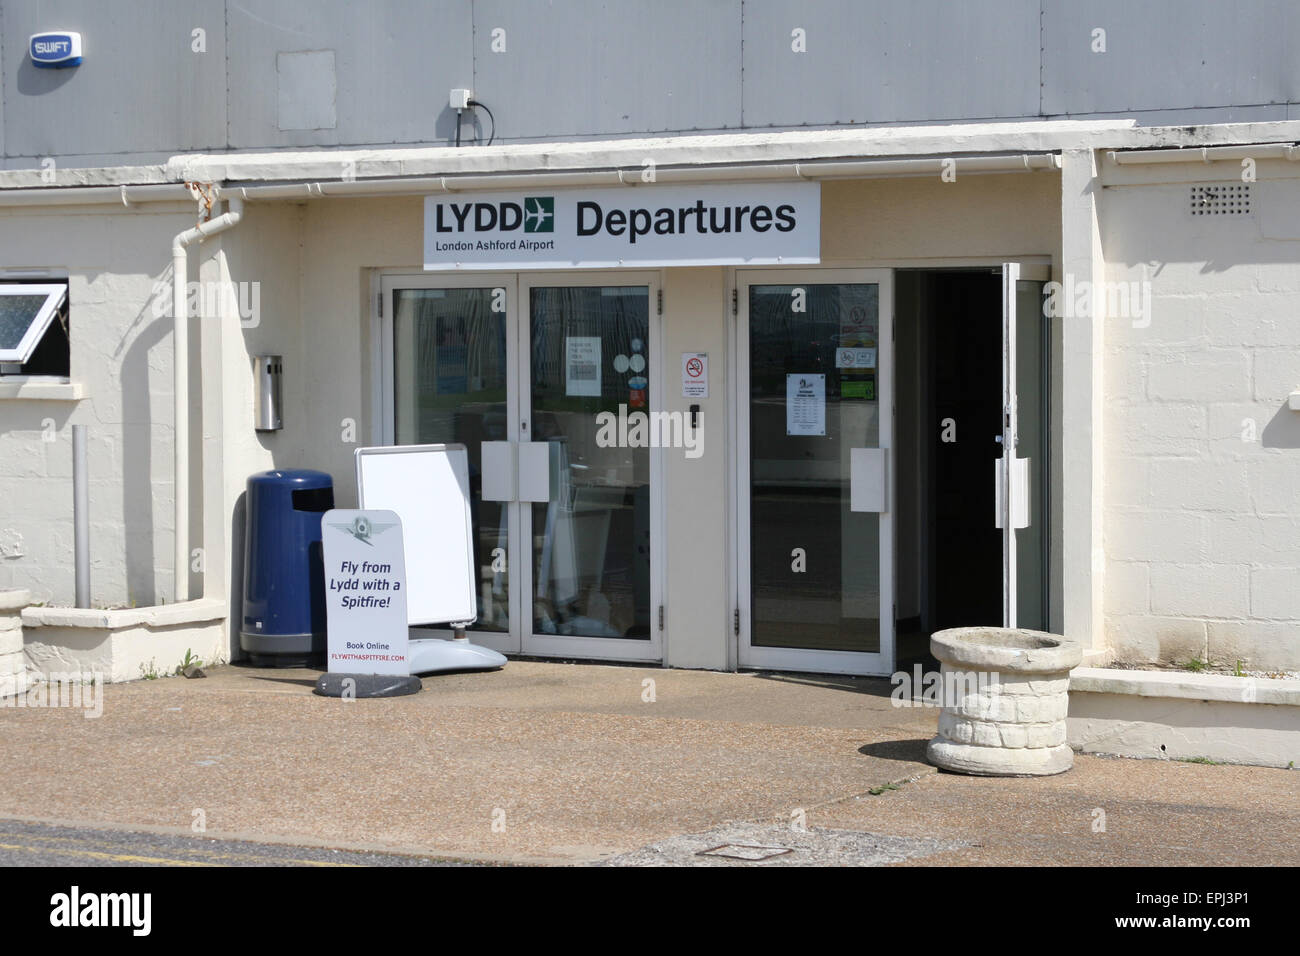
[
  {"left": 1262, "top": 401, "right": 1300, "bottom": 449},
  {"left": 15, "top": 57, "right": 77, "bottom": 96},
  {"left": 112, "top": 271, "right": 172, "bottom": 607}
]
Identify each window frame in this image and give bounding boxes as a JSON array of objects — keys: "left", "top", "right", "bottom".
[{"left": 0, "top": 282, "right": 68, "bottom": 367}]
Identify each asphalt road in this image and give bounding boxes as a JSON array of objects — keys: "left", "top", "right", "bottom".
[{"left": 0, "top": 819, "right": 468, "bottom": 866}]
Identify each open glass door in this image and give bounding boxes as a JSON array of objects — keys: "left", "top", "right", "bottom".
[
  {"left": 998, "top": 263, "right": 1050, "bottom": 630},
  {"left": 382, "top": 275, "right": 520, "bottom": 654},
  {"left": 517, "top": 274, "right": 662, "bottom": 662},
  {"left": 737, "top": 269, "right": 894, "bottom": 676}
]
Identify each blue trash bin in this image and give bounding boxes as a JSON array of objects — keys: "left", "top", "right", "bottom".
[{"left": 240, "top": 469, "right": 334, "bottom": 666}]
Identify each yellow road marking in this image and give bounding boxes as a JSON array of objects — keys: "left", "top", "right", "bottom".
[
  {"left": 0, "top": 836, "right": 356, "bottom": 867},
  {"left": 0, "top": 840, "right": 214, "bottom": 866}
]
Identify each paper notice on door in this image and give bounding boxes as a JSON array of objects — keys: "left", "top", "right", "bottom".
[
  {"left": 787, "top": 373, "right": 826, "bottom": 436},
  {"left": 565, "top": 336, "right": 602, "bottom": 397}
]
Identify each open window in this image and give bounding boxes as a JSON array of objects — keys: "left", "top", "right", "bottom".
[{"left": 0, "top": 283, "right": 70, "bottom": 377}]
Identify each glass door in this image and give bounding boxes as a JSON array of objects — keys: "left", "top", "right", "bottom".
[
  {"left": 518, "top": 274, "right": 662, "bottom": 662},
  {"left": 382, "top": 275, "right": 519, "bottom": 654},
  {"left": 736, "top": 269, "right": 894, "bottom": 676},
  {"left": 999, "top": 263, "right": 1050, "bottom": 630}
]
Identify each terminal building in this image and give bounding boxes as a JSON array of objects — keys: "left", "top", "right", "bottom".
[{"left": 0, "top": 1, "right": 1297, "bottom": 679}]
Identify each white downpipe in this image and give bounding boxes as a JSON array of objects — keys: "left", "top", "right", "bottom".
[{"left": 171, "top": 194, "right": 244, "bottom": 602}]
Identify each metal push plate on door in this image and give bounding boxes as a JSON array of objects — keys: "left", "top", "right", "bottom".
[
  {"left": 994, "top": 456, "right": 1030, "bottom": 529},
  {"left": 517, "top": 442, "right": 552, "bottom": 503},
  {"left": 481, "top": 441, "right": 516, "bottom": 502},
  {"left": 850, "top": 448, "right": 889, "bottom": 513}
]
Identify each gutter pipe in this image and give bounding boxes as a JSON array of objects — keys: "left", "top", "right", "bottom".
[{"left": 170, "top": 193, "right": 244, "bottom": 602}]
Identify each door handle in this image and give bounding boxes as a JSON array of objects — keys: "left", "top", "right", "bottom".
[
  {"left": 995, "top": 456, "right": 1030, "bottom": 529},
  {"left": 517, "top": 442, "right": 551, "bottom": 503},
  {"left": 482, "top": 440, "right": 551, "bottom": 503},
  {"left": 481, "top": 441, "right": 515, "bottom": 502},
  {"left": 850, "top": 448, "right": 889, "bottom": 513}
]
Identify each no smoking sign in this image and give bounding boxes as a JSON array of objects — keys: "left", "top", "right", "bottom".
[{"left": 681, "top": 352, "right": 709, "bottom": 398}]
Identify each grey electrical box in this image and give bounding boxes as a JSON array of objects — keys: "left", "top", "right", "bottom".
[{"left": 254, "top": 354, "right": 283, "bottom": 431}]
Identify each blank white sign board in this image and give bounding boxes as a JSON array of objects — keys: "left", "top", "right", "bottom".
[{"left": 355, "top": 444, "right": 477, "bottom": 626}]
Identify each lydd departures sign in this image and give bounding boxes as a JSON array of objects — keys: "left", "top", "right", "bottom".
[{"left": 424, "top": 182, "right": 820, "bottom": 270}]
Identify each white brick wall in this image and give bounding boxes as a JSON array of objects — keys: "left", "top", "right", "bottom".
[
  {"left": 1145, "top": 351, "right": 1251, "bottom": 403},
  {"left": 1105, "top": 561, "right": 1150, "bottom": 615},
  {"left": 0, "top": 589, "right": 29, "bottom": 697},
  {"left": 1102, "top": 172, "right": 1300, "bottom": 670},
  {"left": 1149, "top": 564, "right": 1250, "bottom": 619},
  {"left": 0, "top": 207, "right": 192, "bottom": 607},
  {"left": 1249, "top": 567, "right": 1300, "bottom": 619}
]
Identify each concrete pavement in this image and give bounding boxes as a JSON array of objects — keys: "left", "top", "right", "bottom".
[{"left": 0, "top": 660, "right": 1294, "bottom": 865}]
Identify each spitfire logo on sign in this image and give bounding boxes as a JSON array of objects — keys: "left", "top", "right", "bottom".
[
  {"left": 331, "top": 514, "right": 397, "bottom": 546},
  {"left": 29, "top": 32, "right": 83, "bottom": 68}
]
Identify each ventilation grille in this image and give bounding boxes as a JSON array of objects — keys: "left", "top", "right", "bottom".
[{"left": 1189, "top": 184, "right": 1251, "bottom": 216}]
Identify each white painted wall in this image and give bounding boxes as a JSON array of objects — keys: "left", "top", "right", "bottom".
[
  {"left": 1099, "top": 160, "right": 1300, "bottom": 670},
  {"left": 661, "top": 267, "right": 731, "bottom": 669},
  {"left": 0, "top": 201, "right": 198, "bottom": 608},
  {"left": 250, "top": 177, "right": 1063, "bottom": 669},
  {"left": 0, "top": 171, "right": 1114, "bottom": 673}
]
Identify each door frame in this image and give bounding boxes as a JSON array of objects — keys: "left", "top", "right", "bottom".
[
  {"left": 516, "top": 271, "right": 664, "bottom": 663},
  {"left": 733, "top": 267, "right": 895, "bottom": 677},
  {"left": 378, "top": 272, "right": 522, "bottom": 654},
  {"left": 377, "top": 270, "right": 665, "bottom": 663},
  {"left": 999, "top": 263, "right": 1052, "bottom": 630}
]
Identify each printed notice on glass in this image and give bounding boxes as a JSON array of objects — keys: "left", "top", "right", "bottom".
[
  {"left": 565, "top": 336, "right": 602, "bottom": 397},
  {"left": 786, "top": 373, "right": 826, "bottom": 436},
  {"left": 835, "top": 347, "right": 876, "bottom": 370}
]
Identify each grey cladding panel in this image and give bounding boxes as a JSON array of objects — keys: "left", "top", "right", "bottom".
[
  {"left": 471, "top": 0, "right": 743, "bottom": 139},
  {"left": 226, "top": 0, "right": 474, "bottom": 149},
  {"left": 1042, "top": 0, "right": 1300, "bottom": 115},
  {"left": 2, "top": 0, "right": 227, "bottom": 158},
  {"left": 0, "top": 28, "right": 5, "bottom": 158},
  {"left": 741, "top": 0, "right": 1041, "bottom": 127},
  {"left": 277, "top": 50, "right": 337, "bottom": 130}
]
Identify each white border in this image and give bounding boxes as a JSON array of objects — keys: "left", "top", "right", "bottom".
[
  {"left": 0, "top": 283, "right": 66, "bottom": 364},
  {"left": 377, "top": 270, "right": 664, "bottom": 663},
  {"left": 734, "top": 267, "right": 895, "bottom": 677},
  {"left": 378, "top": 274, "right": 521, "bottom": 653},
  {"left": 518, "top": 271, "right": 663, "bottom": 664},
  {"left": 354, "top": 442, "right": 479, "bottom": 626}
]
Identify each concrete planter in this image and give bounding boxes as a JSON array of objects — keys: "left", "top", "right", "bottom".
[
  {"left": 0, "top": 588, "right": 32, "bottom": 697},
  {"left": 926, "top": 627, "right": 1082, "bottom": 777},
  {"left": 21, "top": 599, "right": 227, "bottom": 683}
]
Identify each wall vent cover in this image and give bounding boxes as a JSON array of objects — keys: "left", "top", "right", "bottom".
[{"left": 1189, "top": 184, "right": 1251, "bottom": 216}]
